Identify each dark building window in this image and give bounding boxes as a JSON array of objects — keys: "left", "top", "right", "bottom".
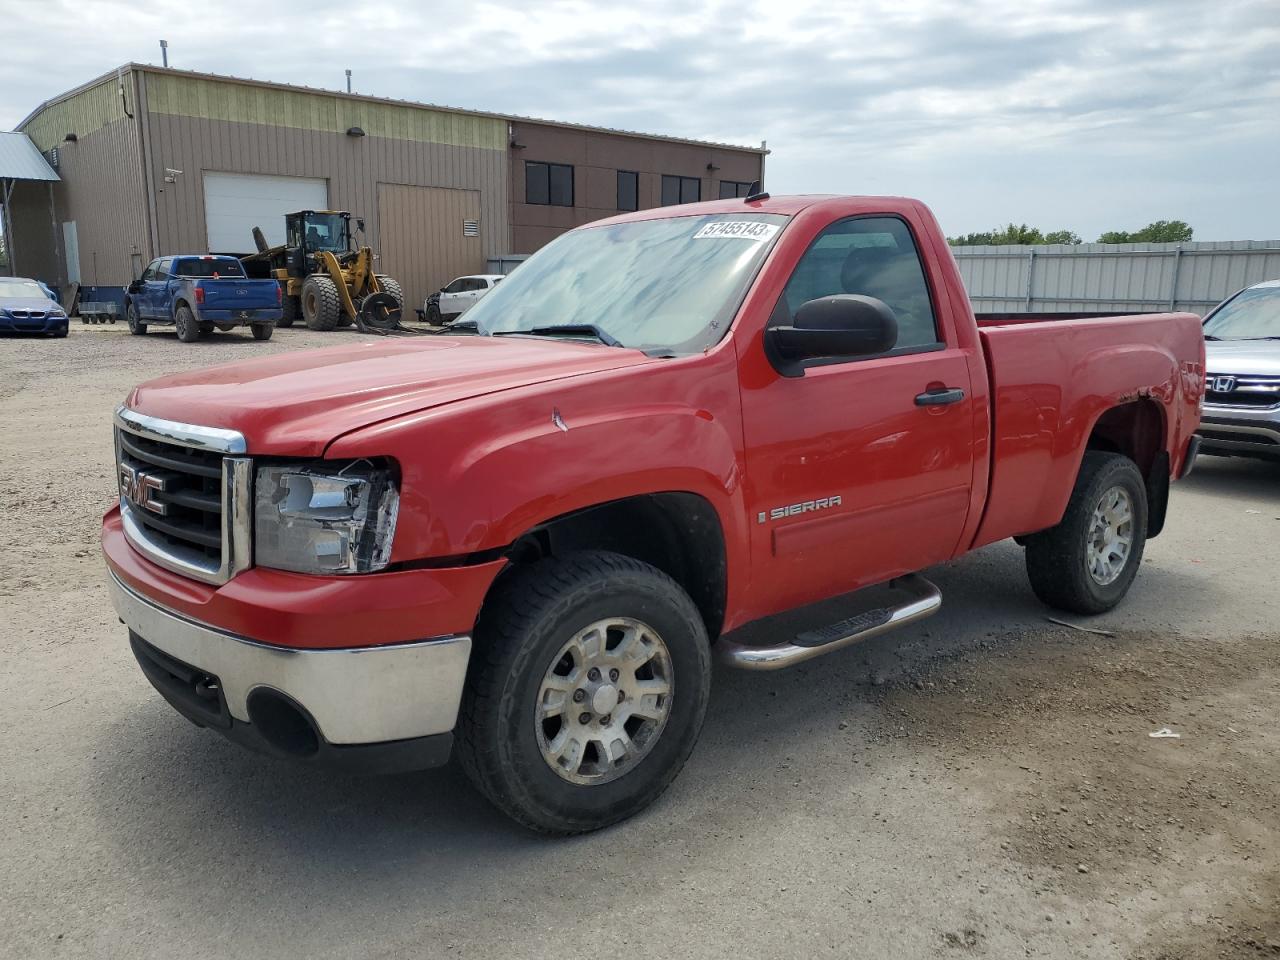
[
  {"left": 719, "top": 180, "right": 754, "bottom": 199},
  {"left": 617, "top": 170, "right": 639, "bottom": 211},
  {"left": 526, "top": 161, "right": 574, "bottom": 206},
  {"left": 661, "top": 175, "right": 701, "bottom": 206}
]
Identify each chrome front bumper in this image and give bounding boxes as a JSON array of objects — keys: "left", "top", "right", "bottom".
[{"left": 109, "top": 573, "right": 471, "bottom": 746}]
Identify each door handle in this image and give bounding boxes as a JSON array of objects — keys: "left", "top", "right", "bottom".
[{"left": 915, "top": 387, "right": 966, "bottom": 406}]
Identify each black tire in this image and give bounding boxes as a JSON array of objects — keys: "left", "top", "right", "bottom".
[
  {"left": 201, "top": 322, "right": 216, "bottom": 334},
  {"left": 457, "top": 551, "right": 711, "bottom": 835},
  {"left": 300, "top": 275, "right": 341, "bottom": 331},
  {"left": 126, "top": 302, "right": 147, "bottom": 336},
  {"left": 426, "top": 303, "right": 443, "bottom": 326},
  {"left": 174, "top": 304, "right": 201, "bottom": 342},
  {"left": 250, "top": 322, "right": 273, "bottom": 341},
  {"left": 1025, "top": 451, "right": 1148, "bottom": 615},
  {"left": 278, "top": 292, "right": 300, "bottom": 328},
  {"left": 375, "top": 275, "right": 404, "bottom": 306}
]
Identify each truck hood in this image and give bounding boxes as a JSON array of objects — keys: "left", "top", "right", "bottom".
[
  {"left": 126, "top": 335, "right": 654, "bottom": 455},
  {"left": 1205, "top": 338, "right": 1280, "bottom": 376}
]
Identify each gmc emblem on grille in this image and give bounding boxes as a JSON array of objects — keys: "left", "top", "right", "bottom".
[
  {"left": 119, "top": 463, "right": 169, "bottom": 516},
  {"left": 1212, "top": 376, "right": 1237, "bottom": 392}
]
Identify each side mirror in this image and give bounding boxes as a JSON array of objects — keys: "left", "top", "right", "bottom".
[
  {"left": 355, "top": 218, "right": 366, "bottom": 232},
  {"left": 765, "top": 295, "right": 898, "bottom": 377}
]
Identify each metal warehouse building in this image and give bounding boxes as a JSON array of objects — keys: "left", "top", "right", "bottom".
[{"left": 4, "top": 64, "right": 766, "bottom": 308}]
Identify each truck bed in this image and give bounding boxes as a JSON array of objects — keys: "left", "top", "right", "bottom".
[{"left": 971, "top": 312, "right": 1204, "bottom": 549}]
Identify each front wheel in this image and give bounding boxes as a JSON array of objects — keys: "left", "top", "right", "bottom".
[
  {"left": 1025, "top": 451, "right": 1148, "bottom": 615},
  {"left": 127, "top": 303, "right": 147, "bottom": 336},
  {"left": 457, "top": 551, "right": 711, "bottom": 835}
]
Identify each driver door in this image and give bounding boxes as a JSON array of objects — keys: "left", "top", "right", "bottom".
[{"left": 739, "top": 215, "right": 976, "bottom": 613}]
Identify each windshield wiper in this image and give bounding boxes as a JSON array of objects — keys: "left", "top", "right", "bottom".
[
  {"left": 1204, "top": 335, "right": 1222, "bottom": 341},
  {"left": 497, "top": 324, "right": 623, "bottom": 348}
]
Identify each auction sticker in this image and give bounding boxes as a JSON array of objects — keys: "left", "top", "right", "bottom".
[{"left": 693, "top": 221, "right": 780, "bottom": 242}]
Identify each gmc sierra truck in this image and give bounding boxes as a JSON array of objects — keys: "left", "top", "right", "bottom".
[{"left": 103, "top": 195, "right": 1204, "bottom": 835}]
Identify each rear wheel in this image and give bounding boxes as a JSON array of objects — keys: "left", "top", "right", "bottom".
[
  {"left": 174, "top": 304, "right": 201, "bottom": 343},
  {"left": 250, "top": 322, "right": 274, "bottom": 341},
  {"left": 1025, "top": 451, "right": 1148, "bottom": 614},
  {"left": 457, "top": 551, "right": 711, "bottom": 835},
  {"left": 300, "top": 275, "right": 341, "bottom": 331},
  {"left": 127, "top": 302, "right": 147, "bottom": 336}
]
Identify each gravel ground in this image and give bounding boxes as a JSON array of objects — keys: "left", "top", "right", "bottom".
[{"left": 2, "top": 323, "right": 1277, "bottom": 960}]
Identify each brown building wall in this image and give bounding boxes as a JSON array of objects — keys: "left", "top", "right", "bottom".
[
  {"left": 138, "top": 113, "right": 508, "bottom": 309},
  {"left": 15, "top": 70, "right": 151, "bottom": 289},
  {"left": 507, "top": 122, "right": 765, "bottom": 254}
]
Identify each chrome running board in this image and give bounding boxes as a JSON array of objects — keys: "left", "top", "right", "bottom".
[{"left": 716, "top": 574, "right": 942, "bottom": 671}]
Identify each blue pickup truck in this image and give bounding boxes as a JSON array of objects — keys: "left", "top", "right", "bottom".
[{"left": 125, "top": 255, "right": 282, "bottom": 342}]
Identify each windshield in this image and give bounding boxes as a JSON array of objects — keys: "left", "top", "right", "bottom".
[
  {"left": 291, "top": 213, "right": 349, "bottom": 253},
  {"left": 1203, "top": 285, "right": 1280, "bottom": 339},
  {"left": 173, "top": 258, "right": 246, "bottom": 278},
  {"left": 465, "top": 213, "right": 788, "bottom": 353},
  {"left": 0, "top": 279, "right": 46, "bottom": 299}
]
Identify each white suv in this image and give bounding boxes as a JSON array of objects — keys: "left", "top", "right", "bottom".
[{"left": 425, "top": 274, "right": 504, "bottom": 324}]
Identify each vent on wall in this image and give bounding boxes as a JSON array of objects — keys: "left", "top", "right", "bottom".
[
  {"left": 463, "top": 219, "right": 480, "bottom": 238},
  {"left": 45, "top": 148, "right": 59, "bottom": 170}
]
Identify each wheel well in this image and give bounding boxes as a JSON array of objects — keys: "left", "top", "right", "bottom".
[
  {"left": 1085, "top": 399, "right": 1170, "bottom": 538},
  {"left": 504, "top": 493, "right": 727, "bottom": 640}
]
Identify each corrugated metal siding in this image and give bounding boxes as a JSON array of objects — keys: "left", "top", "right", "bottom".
[
  {"left": 20, "top": 76, "right": 133, "bottom": 153},
  {"left": 953, "top": 241, "right": 1280, "bottom": 316},
  {"left": 143, "top": 106, "right": 509, "bottom": 275},
  {"left": 145, "top": 74, "right": 507, "bottom": 150},
  {"left": 11, "top": 70, "right": 148, "bottom": 287},
  {"left": 377, "top": 183, "right": 483, "bottom": 309}
]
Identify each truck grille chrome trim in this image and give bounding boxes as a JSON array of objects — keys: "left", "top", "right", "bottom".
[{"left": 114, "top": 405, "right": 251, "bottom": 585}]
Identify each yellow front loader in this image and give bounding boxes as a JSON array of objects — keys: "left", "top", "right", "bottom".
[{"left": 242, "top": 210, "right": 404, "bottom": 332}]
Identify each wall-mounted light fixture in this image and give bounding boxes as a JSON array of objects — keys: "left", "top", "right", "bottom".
[
  {"left": 509, "top": 138, "right": 526, "bottom": 149},
  {"left": 346, "top": 126, "right": 366, "bottom": 138},
  {"left": 63, "top": 133, "right": 78, "bottom": 143},
  {"left": 706, "top": 162, "right": 720, "bottom": 171}
]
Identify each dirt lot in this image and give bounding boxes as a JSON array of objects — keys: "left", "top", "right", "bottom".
[{"left": 2, "top": 323, "right": 1277, "bottom": 959}]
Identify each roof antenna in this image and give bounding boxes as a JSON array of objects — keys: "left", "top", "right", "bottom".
[{"left": 745, "top": 180, "right": 769, "bottom": 202}]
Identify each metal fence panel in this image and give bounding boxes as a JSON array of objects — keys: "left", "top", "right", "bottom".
[{"left": 951, "top": 240, "right": 1280, "bottom": 315}]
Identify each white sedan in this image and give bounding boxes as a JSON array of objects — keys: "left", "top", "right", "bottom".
[{"left": 424, "top": 274, "right": 505, "bottom": 324}]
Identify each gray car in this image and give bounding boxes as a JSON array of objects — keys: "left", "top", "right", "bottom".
[{"left": 1199, "top": 279, "right": 1280, "bottom": 460}]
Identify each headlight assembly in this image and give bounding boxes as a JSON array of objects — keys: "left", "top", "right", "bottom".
[{"left": 254, "top": 459, "right": 399, "bottom": 574}]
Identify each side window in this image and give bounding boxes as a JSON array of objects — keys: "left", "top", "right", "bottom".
[
  {"left": 140, "top": 261, "right": 159, "bottom": 281},
  {"left": 443, "top": 278, "right": 465, "bottom": 294},
  {"left": 526, "top": 161, "right": 574, "bottom": 207},
  {"left": 617, "top": 170, "right": 639, "bottom": 211},
  {"left": 661, "top": 175, "right": 700, "bottom": 206},
  {"left": 778, "top": 216, "right": 940, "bottom": 352},
  {"left": 156, "top": 258, "right": 173, "bottom": 279}
]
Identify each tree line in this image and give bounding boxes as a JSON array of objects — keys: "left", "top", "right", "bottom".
[{"left": 948, "top": 220, "right": 1194, "bottom": 246}]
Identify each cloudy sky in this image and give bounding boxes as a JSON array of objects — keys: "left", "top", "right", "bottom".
[{"left": 3, "top": 0, "right": 1277, "bottom": 240}]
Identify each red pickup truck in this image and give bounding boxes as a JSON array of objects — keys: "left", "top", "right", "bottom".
[{"left": 103, "top": 194, "right": 1204, "bottom": 834}]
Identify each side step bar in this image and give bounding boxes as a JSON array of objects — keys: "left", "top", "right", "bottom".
[{"left": 717, "top": 574, "right": 942, "bottom": 671}]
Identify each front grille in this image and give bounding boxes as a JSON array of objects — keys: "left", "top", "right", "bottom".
[
  {"left": 1205, "top": 373, "right": 1280, "bottom": 409},
  {"left": 113, "top": 408, "right": 251, "bottom": 585},
  {"left": 117, "top": 430, "right": 225, "bottom": 563},
  {"left": 9, "top": 309, "right": 48, "bottom": 320}
]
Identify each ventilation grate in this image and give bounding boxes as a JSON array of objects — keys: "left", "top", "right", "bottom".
[{"left": 463, "top": 219, "right": 480, "bottom": 237}]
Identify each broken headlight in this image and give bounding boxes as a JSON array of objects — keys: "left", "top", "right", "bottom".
[{"left": 254, "top": 459, "right": 399, "bottom": 575}]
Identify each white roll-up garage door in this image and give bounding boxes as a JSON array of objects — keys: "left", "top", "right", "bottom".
[{"left": 203, "top": 172, "right": 328, "bottom": 253}]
